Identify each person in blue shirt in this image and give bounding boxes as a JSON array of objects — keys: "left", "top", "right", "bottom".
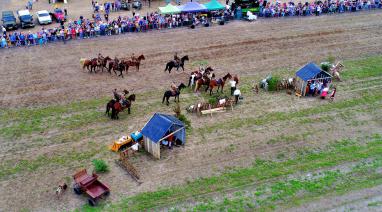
[
  {"left": 10, "top": 33, "right": 16, "bottom": 47},
  {"left": 28, "top": 32, "right": 34, "bottom": 45},
  {"left": 19, "top": 33, "right": 26, "bottom": 46},
  {"left": 1, "top": 36, "right": 7, "bottom": 48}
]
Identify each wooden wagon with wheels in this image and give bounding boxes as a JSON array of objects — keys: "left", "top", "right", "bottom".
[{"left": 72, "top": 169, "right": 110, "bottom": 206}]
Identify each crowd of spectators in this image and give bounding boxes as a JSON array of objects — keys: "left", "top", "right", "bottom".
[
  {"left": 1, "top": 0, "right": 381, "bottom": 49},
  {"left": 257, "top": 0, "right": 381, "bottom": 17},
  {"left": 0, "top": 8, "right": 230, "bottom": 49}
]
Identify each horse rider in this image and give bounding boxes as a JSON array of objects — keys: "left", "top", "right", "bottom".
[
  {"left": 113, "top": 56, "right": 119, "bottom": 69},
  {"left": 174, "top": 52, "right": 180, "bottom": 66},
  {"left": 121, "top": 89, "right": 129, "bottom": 106},
  {"left": 131, "top": 53, "right": 137, "bottom": 63},
  {"left": 113, "top": 89, "right": 121, "bottom": 101},
  {"left": 98, "top": 53, "right": 104, "bottom": 62},
  {"left": 171, "top": 82, "right": 178, "bottom": 95}
]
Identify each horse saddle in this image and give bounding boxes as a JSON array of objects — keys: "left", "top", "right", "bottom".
[{"left": 174, "top": 59, "right": 180, "bottom": 66}]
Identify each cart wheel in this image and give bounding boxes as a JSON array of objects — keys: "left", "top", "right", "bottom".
[
  {"left": 73, "top": 184, "right": 82, "bottom": 195},
  {"left": 88, "top": 198, "right": 97, "bottom": 206}
]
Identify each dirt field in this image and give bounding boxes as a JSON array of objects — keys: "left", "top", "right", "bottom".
[{"left": 0, "top": 10, "right": 381, "bottom": 212}]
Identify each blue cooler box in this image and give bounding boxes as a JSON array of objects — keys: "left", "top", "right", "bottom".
[{"left": 131, "top": 131, "right": 143, "bottom": 142}]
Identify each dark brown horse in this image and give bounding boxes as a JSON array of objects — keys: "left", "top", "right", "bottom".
[
  {"left": 188, "top": 67, "right": 214, "bottom": 87},
  {"left": 194, "top": 75, "right": 211, "bottom": 93},
  {"left": 208, "top": 73, "right": 232, "bottom": 95},
  {"left": 82, "top": 58, "right": 99, "bottom": 73},
  {"left": 107, "top": 58, "right": 126, "bottom": 77},
  {"left": 106, "top": 94, "right": 136, "bottom": 119},
  {"left": 122, "top": 54, "right": 145, "bottom": 73},
  {"left": 99, "top": 56, "right": 112, "bottom": 72},
  {"left": 165, "top": 55, "right": 189, "bottom": 73},
  {"left": 162, "top": 83, "right": 186, "bottom": 106}
]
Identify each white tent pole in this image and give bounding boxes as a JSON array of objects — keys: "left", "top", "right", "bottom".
[{"left": 158, "top": 127, "right": 185, "bottom": 143}]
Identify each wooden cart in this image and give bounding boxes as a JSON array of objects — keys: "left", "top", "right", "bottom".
[{"left": 73, "top": 169, "right": 110, "bottom": 206}]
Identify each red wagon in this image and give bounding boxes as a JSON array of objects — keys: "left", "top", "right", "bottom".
[{"left": 73, "top": 169, "right": 110, "bottom": 206}]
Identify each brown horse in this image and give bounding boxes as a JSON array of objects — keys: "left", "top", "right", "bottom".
[
  {"left": 107, "top": 58, "right": 125, "bottom": 77},
  {"left": 99, "top": 56, "right": 112, "bottom": 72},
  {"left": 82, "top": 58, "right": 99, "bottom": 73},
  {"left": 191, "top": 67, "right": 214, "bottom": 89},
  {"left": 208, "top": 73, "right": 232, "bottom": 95},
  {"left": 194, "top": 75, "right": 211, "bottom": 93},
  {"left": 122, "top": 54, "right": 145, "bottom": 73},
  {"left": 106, "top": 94, "right": 136, "bottom": 119}
]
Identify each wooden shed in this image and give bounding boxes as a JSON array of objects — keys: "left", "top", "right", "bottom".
[
  {"left": 140, "top": 113, "right": 186, "bottom": 159},
  {"left": 295, "top": 62, "right": 332, "bottom": 96}
]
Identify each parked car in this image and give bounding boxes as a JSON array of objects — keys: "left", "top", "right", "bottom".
[
  {"left": 51, "top": 8, "right": 66, "bottom": 23},
  {"left": 1, "top": 11, "right": 18, "bottom": 30},
  {"left": 36, "top": 10, "right": 52, "bottom": 25},
  {"left": 17, "top": 10, "right": 35, "bottom": 29},
  {"left": 121, "top": 0, "right": 131, "bottom": 10},
  {"left": 132, "top": 0, "right": 142, "bottom": 10}
]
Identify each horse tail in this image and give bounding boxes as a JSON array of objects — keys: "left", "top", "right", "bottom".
[
  {"left": 80, "top": 58, "right": 86, "bottom": 67},
  {"left": 164, "top": 63, "right": 169, "bottom": 72},
  {"left": 194, "top": 81, "right": 199, "bottom": 93},
  {"left": 106, "top": 103, "right": 110, "bottom": 116}
]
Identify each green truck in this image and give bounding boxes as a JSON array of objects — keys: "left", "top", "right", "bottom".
[{"left": 2, "top": 11, "right": 18, "bottom": 30}]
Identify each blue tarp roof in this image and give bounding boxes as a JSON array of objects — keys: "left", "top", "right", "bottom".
[
  {"left": 141, "top": 113, "right": 186, "bottom": 144},
  {"left": 179, "top": 2, "right": 208, "bottom": 13},
  {"left": 296, "top": 62, "right": 330, "bottom": 81}
]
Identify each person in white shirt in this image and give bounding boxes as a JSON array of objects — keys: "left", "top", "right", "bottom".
[
  {"left": 229, "top": 79, "right": 236, "bottom": 96},
  {"left": 233, "top": 87, "right": 241, "bottom": 104}
]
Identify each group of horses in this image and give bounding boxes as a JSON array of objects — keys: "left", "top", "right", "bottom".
[
  {"left": 80, "top": 54, "right": 145, "bottom": 78},
  {"left": 190, "top": 67, "right": 239, "bottom": 95}
]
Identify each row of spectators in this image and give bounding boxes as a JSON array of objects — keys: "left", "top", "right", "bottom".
[
  {"left": 257, "top": 0, "right": 381, "bottom": 17},
  {"left": 1, "top": 0, "right": 381, "bottom": 49},
  {"left": 0, "top": 11, "right": 229, "bottom": 48}
]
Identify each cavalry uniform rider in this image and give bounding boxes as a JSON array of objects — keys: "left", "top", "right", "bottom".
[
  {"left": 173, "top": 52, "right": 180, "bottom": 66},
  {"left": 113, "top": 89, "right": 121, "bottom": 101},
  {"left": 131, "top": 53, "right": 137, "bottom": 63},
  {"left": 98, "top": 53, "right": 104, "bottom": 60},
  {"left": 121, "top": 89, "right": 129, "bottom": 106},
  {"left": 171, "top": 82, "right": 178, "bottom": 95},
  {"left": 114, "top": 56, "right": 119, "bottom": 68},
  {"left": 98, "top": 53, "right": 104, "bottom": 62}
]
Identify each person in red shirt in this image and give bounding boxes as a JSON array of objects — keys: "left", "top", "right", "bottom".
[{"left": 167, "top": 133, "right": 174, "bottom": 149}]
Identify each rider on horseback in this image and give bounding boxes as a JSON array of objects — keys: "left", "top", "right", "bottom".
[
  {"left": 174, "top": 52, "right": 180, "bottom": 66},
  {"left": 98, "top": 53, "right": 104, "bottom": 62},
  {"left": 122, "top": 89, "right": 129, "bottom": 106},
  {"left": 171, "top": 82, "right": 178, "bottom": 95},
  {"left": 114, "top": 56, "right": 119, "bottom": 69},
  {"left": 117, "top": 89, "right": 129, "bottom": 107},
  {"left": 131, "top": 53, "right": 137, "bottom": 63},
  {"left": 113, "top": 89, "right": 121, "bottom": 101}
]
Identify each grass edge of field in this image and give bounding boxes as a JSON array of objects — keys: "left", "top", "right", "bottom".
[{"left": 76, "top": 134, "right": 382, "bottom": 211}]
